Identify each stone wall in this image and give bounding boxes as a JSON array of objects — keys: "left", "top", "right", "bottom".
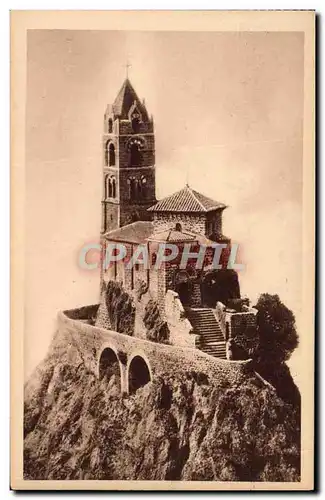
[
  {"left": 119, "top": 120, "right": 154, "bottom": 136},
  {"left": 118, "top": 135, "right": 155, "bottom": 170},
  {"left": 59, "top": 306, "right": 254, "bottom": 390},
  {"left": 206, "top": 210, "right": 223, "bottom": 236},
  {"left": 153, "top": 213, "right": 207, "bottom": 234},
  {"left": 119, "top": 201, "right": 154, "bottom": 228},
  {"left": 102, "top": 200, "right": 119, "bottom": 233},
  {"left": 226, "top": 308, "right": 258, "bottom": 341},
  {"left": 95, "top": 294, "right": 111, "bottom": 330},
  {"left": 103, "top": 243, "right": 150, "bottom": 293},
  {"left": 214, "top": 302, "right": 257, "bottom": 347}
]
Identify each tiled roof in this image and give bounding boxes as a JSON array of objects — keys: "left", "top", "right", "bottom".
[
  {"left": 104, "top": 220, "right": 230, "bottom": 248},
  {"left": 148, "top": 185, "right": 226, "bottom": 213},
  {"left": 112, "top": 78, "right": 149, "bottom": 120},
  {"left": 149, "top": 229, "right": 226, "bottom": 246},
  {"left": 104, "top": 221, "right": 154, "bottom": 244},
  {"left": 148, "top": 229, "right": 197, "bottom": 243}
]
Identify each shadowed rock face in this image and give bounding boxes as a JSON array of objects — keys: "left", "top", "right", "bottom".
[{"left": 24, "top": 328, "right": 301, "bottom": 482}]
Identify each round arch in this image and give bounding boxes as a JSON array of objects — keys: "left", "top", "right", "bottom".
[
  {"left": 98, "top": 345, "right": 123, "bottom": 392},
  {"left": 104, "top": 140, "right": 116, "bottom": 167},
  {"left": 127, "top": 351, "right": 152, "bottom": 394}
]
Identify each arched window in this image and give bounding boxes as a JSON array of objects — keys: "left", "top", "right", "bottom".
[
  {"left": 131, "top": 116, "right": 140, "bottom": 133},
  {"left": 105, "top": 174, "right": 109, "bottom": 199},
  {"left": 108, "top": 118, "right": 113, "bottom": 133},
  {"left": 106, "top": 176, "right": 116, "bottom": 199},
  {"left": 175, "top": 222, "right": 182, "bottom": 232},
  {"left": 112, "top": 177, "right": 116, "bottom": 198},
  {"left": 108, "top": 178, "right": 113, "bottom": 198},
  {"left": 129, "top": 143, "right": 141, "bottom": 167},
  {"left": 137, "top": 178, "right": 142, "bottom": 198},
  {"left": 105, "top": 144, "right": 109, "bottom": 166},
  {"left": 140, "top": 176, "right": 147, "bottom": 199},
  {"left": 128, "top": 177, "right": 137, "bottom": 200},
  {"left": 109, "top": 143, "right": 115, "bottom": 166}
]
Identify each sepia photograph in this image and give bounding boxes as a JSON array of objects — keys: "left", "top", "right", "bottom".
[{"left": 10, "top": 10, "right": 315, "bottom": 491}]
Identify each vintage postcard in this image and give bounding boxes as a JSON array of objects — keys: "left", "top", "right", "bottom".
[{"left": 11, "top": 10, "right": 315, "bottom": 490}]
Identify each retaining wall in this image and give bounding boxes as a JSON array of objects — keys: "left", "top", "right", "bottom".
[{"left": 60, "top": 305, "right": 253, "bottom": 389}]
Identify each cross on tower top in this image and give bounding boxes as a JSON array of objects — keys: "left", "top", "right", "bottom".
[{"left": 125, "top": 60, "right": 131, "bottom": 78}]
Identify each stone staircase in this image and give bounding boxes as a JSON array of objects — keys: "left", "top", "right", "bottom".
[{"left": 186, "top": 308, "right": 227, "bottom": 360}]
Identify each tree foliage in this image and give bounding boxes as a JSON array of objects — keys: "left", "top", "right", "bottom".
[
  {"left": 251, "top": 294, "right": 300, "bottom": 406},
  {"left": 254, "top": 293, "right": 299, "bottom": 364}
]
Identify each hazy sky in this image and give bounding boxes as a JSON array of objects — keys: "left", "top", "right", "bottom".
[{"left": 25, "top": 30, "right": 304, "bottom": 380}]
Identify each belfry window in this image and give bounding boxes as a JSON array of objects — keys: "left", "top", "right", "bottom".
[
  {"left": 109, "top": 143, "right": 116, "bottom": 166},
  {"left": 129, "top": 143, "right": 141, "bottom": 167},
  {"left": 105, "top": 175, "right": 116, "bottom": 199},
  {"left": 128, "top": 177, "right": 137, "bottom": 200}
]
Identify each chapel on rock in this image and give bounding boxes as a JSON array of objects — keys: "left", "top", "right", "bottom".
[{"left": 97, "top": 77, "right": 257, "bottom": 360}]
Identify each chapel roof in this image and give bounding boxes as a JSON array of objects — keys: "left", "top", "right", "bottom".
[
  {"left": 104, "top": 221, "right": 228, "bottom": 247},
  {"left": 148, "top": 229, "right": 223, "bottom": 246},
  {"left": 148, "top": 185, "right": 226, "bottom": 213},
  {"left": 148, "top": 229, "right": 197, "bottom": 243},
  {"left": 104, "top": 221, "right": 154, "bottom": 245}
]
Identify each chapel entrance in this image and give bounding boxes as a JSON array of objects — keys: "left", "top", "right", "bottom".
[{"left": 174, "top": 271, "right": 192, "bottom": 307}]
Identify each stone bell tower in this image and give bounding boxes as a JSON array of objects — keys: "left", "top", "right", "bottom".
[{"left": 101, "top": 78, "right": 157, "bottom": 234}]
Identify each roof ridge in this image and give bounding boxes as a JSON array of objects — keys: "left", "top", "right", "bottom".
[{"left": 189, "top": 186, "right": 207, "bottom": 212}]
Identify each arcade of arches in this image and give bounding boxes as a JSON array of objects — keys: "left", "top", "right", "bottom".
[
  {"left": 98, "top": 348, "right": 152, "bottom": 395},
  {"left": 128, "top": 176, "right": 147, "bottom": 201}
]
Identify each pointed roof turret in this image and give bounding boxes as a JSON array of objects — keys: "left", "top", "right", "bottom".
[{"left": 112, "top": 78, "right": 149, "bottom": 121}]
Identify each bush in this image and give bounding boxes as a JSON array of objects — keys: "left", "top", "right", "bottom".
[
  {"left": 254, "top": 294, "right": 299, "bottom": 364},
  {"left": 251, "top": 293, "right": 300, "bottom": 405}
]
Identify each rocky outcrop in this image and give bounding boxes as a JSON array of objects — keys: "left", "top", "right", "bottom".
[{"left": 24, "top": 324, "right": 301, "bottom": 482}]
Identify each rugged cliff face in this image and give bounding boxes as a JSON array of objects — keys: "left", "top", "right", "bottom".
[{"left": 24, "top": 329, "right": 300, "bottom": 482}]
